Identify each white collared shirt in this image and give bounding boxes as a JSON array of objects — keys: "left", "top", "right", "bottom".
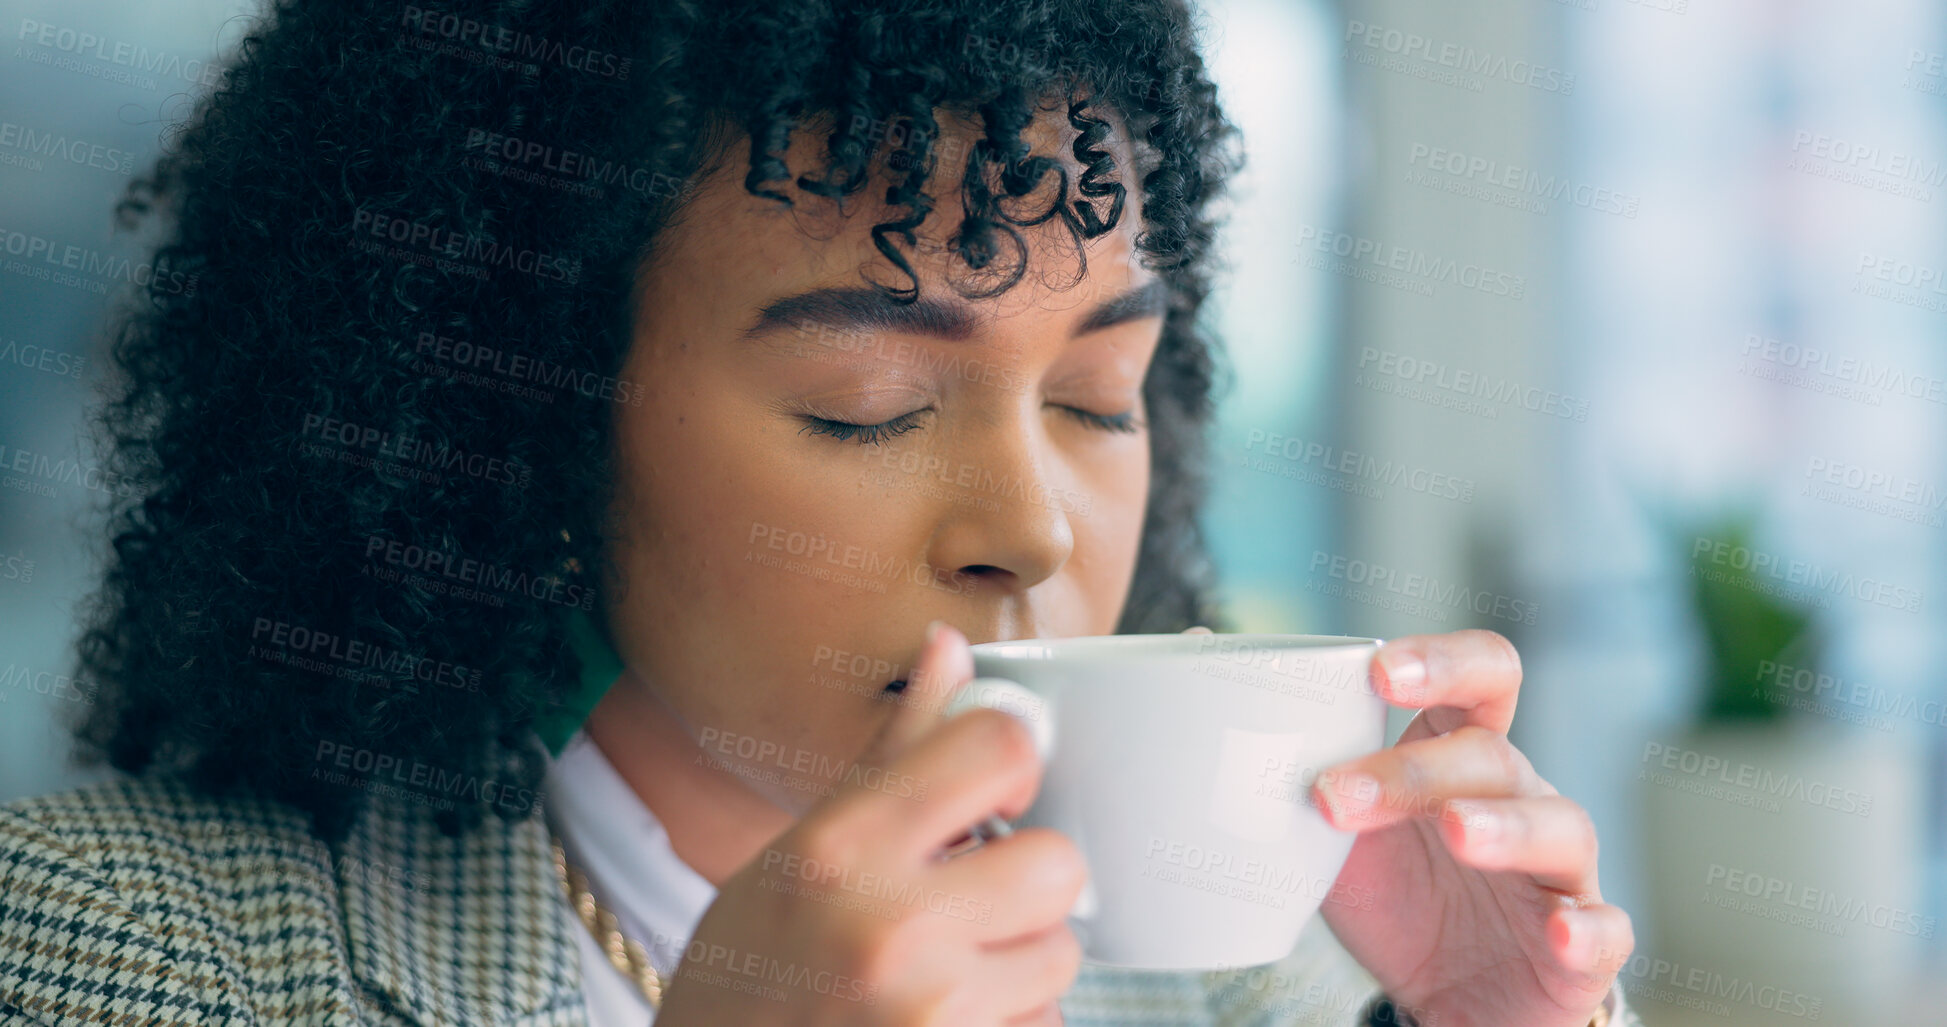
[{"left": 543, "top": 730, "right": 718, "bottom": 1027}]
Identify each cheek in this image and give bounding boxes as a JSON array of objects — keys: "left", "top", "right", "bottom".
[
  {"left": 1064, "top": 440, "right": 1151, "bottom": 630},
  {"left": 604, "top": 374, "right": 910, "bottom": 767},
  {"left": 618, "top": 389, "right": 901, "bottom": 606}
]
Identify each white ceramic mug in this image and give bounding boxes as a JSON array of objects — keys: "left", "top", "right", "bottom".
[{"left": 946, "top": 632, "right": 1388, "bottom": 969}]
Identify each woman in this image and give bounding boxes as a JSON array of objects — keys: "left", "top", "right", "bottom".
[{"left": 0, "top": 0, "right": 1636, "bottom": 1024}]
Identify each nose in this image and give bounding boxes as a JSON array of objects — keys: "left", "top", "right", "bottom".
[{"left": 922, "top": 419, "right": 1077, "bottom": 594}]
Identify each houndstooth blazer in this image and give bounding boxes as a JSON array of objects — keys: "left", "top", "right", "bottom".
[{"left": 0, "top": 774, "right": 1636, "bottom": 1026}]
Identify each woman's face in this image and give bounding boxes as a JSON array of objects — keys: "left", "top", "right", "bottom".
[{"left": 601, "top": 104, "right": 1162, "bottom": 815}]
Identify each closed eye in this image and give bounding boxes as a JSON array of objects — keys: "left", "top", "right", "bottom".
[
  {"left": 798, "top": 405, "right": 1144, "bottom": 446},
  {"left": 1059, "top": 406, "right": 1144, "bottom": 434},
  {"left": 798, "top": 409, "right": 928, "bottom": 445}
]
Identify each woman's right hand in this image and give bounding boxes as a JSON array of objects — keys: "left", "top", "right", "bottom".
[{"left": 654, "top": 621, "right": 1086, "bottom": 1026}]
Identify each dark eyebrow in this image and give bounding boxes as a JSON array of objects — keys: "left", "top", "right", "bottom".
[
  {"left": 1073, "top": 279, "right": 1169, "bottom": 335},
  {"left": 741, "top": 279, "right": 1169, "bottom": 345}
]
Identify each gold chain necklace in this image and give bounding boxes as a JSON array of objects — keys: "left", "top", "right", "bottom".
[{"left": 550, "top": 834, "right": 667, "bottom": 1009}]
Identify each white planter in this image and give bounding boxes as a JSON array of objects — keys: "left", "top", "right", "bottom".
[{"left": 1637, "top": 719, "right": 1925, "bottom": 1022}]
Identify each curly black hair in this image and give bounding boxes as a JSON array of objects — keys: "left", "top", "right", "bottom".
[{"left": 70, "top": 0, "right": 1244, "bottom": 841}]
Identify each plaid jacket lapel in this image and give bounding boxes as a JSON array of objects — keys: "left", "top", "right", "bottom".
[{"left": 334, "top": 796, "right": 588, "bottom": 1027}]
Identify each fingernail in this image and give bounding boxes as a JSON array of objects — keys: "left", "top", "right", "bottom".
[{"left": 1376, "top": 649, "right": 1426, "bottom": 704}]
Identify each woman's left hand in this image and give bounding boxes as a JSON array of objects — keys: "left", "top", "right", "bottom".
[{"left": 1312, "top": 629, "right": 1632, "bottom": 1026}]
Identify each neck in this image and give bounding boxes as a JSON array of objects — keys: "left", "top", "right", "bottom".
[{"left": 582, "top": 672, "right": 794, "bottom": 887}]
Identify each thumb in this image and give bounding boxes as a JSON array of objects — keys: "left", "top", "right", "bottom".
[{"left": 859, "top": 620, "right": 974, "bottom": 766}]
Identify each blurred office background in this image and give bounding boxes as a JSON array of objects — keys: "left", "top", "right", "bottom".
[
  {"left": 3, "top": 0, "right": 1942, "bottom": 1022},
  {"left": 1198, "top": 0, "right": 1947, "bottom": 1022}
]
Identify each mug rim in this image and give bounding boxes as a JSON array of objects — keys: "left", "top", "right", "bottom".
[{"left": 968, "top": 632, "right": 1384, "bottom": 661}]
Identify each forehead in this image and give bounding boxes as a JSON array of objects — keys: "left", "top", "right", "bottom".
[{"left": 635, "top": 100, "right": 1153, "bottom": 324}]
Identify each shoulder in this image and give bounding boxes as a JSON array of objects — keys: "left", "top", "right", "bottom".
[
  {"left": 0, "top": 772, "right": 337, "bottom": 929},
  {"left": 0, "top": 774, "right": 371, "bottom": 1025},
  {"left": 2, "top": 772, "right": 324, "bottom": 874}
]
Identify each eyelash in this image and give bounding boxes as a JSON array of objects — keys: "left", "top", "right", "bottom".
[
  {"left": 799, "top": 406, "right": 1144, "bottom": 445},
  {"left": 799, "top": 410, "right": 928, "bottom": 445}
]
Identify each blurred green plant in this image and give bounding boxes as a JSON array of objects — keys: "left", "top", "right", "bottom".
[{"left": 1681, "top": 513, "right": 1824, "bottom": 723}]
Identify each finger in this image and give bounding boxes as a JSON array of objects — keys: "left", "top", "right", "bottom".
[
  {"left": 1314, "top": 724, "right": 1539, "bottom": 831},
  {"left": 1372, "top": 630, "right": 1522, "bottom": 736},
  {"left": 931, "top": 826, "right": 1087, "bottom": 943},
  {"left": 975, "top": 923, "right": 1082, "bottom": 1023},
  {"left": 836, "top": 705, "right": 1044, "bottom": 861},
  {"left": 1181, "top": 625, "right": 1213, "bottom": 635},
  {"left": 1436, "top": 796, "right": 1599, "bottom": 894},
  {"left": 863, "top": 620, "right": 974, "bottom": 762},
  {"left": 1549, "top": 902, "right": 1634, "bottom": 997}
]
